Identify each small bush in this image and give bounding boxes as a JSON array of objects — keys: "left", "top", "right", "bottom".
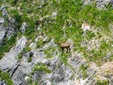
[
  {"left": 80, "top": 64, "right": 88, "bottom": 79},
  {"left": 96, "top": 79, "right": 109, "bottom": 85},
  {"left": 0, "top": 70, "right": 14, "bottom": 85},
  {"left": 36, "top": 39, "right": 44, "bottom": 48},
  {"left": 32, "top": 63, "right": 51, "bottom": 74},
  {"left": 0, "top": 36, "right": 16, "bottom": 59}
]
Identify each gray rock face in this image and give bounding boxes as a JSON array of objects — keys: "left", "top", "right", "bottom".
[
  {"left": 0, "top": 30, "right": 5, "bottom": 46},
  {"left": 83, "top": 0, "right": 93, "bottom": 5},
  {"left": 0, "top": 17, "right": 16, "bottom": 45},
  {"left": 0, "top": 5, "right": 6, "bottom": 11},
  {"left": 20, "top": 22, "right": 28, "bottom": 33},
  {"left": 0, "top": 17, "right": 5, "bottom": 46},
  {"left": 0, "top": 17, "right": 4, "bottom": 24},
  {"left": 0, "top": 80, "right": 6, "bottom": 85},
  {"left": 12, "top": 63, "right": 32, "bottom": 85},
  {"left": 6, "top": 27, "right": 15, "bottom": 39},
  {"left": 51, "top": 64, "right": 73, "bottom": 82},
  {"left": 83, "top": 0, "right": 111, "bottom": 9},
  {"left": 1, "top": 6, "right": 8, "bottom": 17},
  {"left": 31, "top": 56, "right": 74, "bottom": 85},
  {"left": 0, "top": 36, "right": 27, "bottom": 70},
  {"left": 96, "top": 0, "right": 111, "bottom": 9},
  {"left": 14, "top": 36, "right": 27, "bottom": 55},
  {"left": 8, "top": 18, "right": 15, "bottom": 24}
]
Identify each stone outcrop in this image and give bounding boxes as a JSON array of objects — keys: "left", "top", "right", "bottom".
[{"left": 0, "top": 36, "right": 27, "bottom": 70}]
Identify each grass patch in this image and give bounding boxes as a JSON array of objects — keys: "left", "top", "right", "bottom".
[
  {"left": 44, "top": 47, "right": 57, "bottom": 58},
  {"left": 32, "top": 63, "right": 51, "bottom": 74},
  {"left": 80, "top": 64, "right": 88, "bottom": 79},
  {"left": 0, "top": 36, "right": 16, "bottom": 59},
  {"left": 0, "top": 70, "right": 14, "bottom": 85},
  {"left": 96, "top": 78, "right": 109, "bottom": 85},
  {"left": 18, "top": 46, "right": 31, "bottom": 61}
]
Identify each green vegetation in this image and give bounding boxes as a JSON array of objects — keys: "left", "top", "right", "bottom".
[
  {"left": 44, "top": 47, "right": 57, "bottom": 58},
  {"left": 0, "top": 70, "right": 14, "bottom": 85},
  {"left": 10, "top": 9, "right": 22, "bottom": 30},
  {"left": 28, "top": 57, "right": 32, "bottom": 62},
  {"left": 80, "top": 64, "right": 88, "bottom": 79},
  {"left": 26, "top": 77, "right": 38, "bottom": 85},
  {"left": 18, "top": 46, "right": 31, "bottom": 61},
  {"left": 1, "top": 0, "right": 113, "bottom": 84},
  {"left": 18, "top": 51, "right": 23, "bottom": 61},
  {"left": 1, "top": 0, "right": 113, "bottom": 73},
  {"left": 2, "top": 0, "right": 113, "bottom": 64},
  {"left": 32, "top": 63, "right": 51, "bottom": 74},
  {"left": 60, "top": 53, "right": 70, "bottom": 64},
  {"left": 24, "top": 46, "right": 31, "bottom": 52},
  {"left": 0, "top": 36, "right": 16, "bottom": 59},
  {"left": 96, "top": 79, "right": 109, "bottom": 85},
  {"left": 36, "top": 39, "right": 44, "bottom": 48}
]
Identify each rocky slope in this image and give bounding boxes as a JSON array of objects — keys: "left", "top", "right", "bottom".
[{"left": 0, "top": 0, "right": 113, "bottom": 85}]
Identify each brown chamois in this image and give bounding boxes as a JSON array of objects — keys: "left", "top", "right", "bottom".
[{"left": 57, "top": 42, "right": 71, "bottom": 53}]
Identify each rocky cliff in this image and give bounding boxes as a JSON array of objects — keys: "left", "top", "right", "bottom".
[{"left": 0, "top": 0, "right": 113, "bottom": 85}]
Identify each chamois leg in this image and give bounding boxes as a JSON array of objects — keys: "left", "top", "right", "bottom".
[
  {"left": 61, "top": 48, "right": 64, "bottom": 53},
  {"left": 68, "top": 47, "right": 71, "bottom": 52},
  {"left": 66, "top": 47, "right": 68, "bottom": 52},
  {"left": 67, "top": 47, "right": 70, "bottom": 52}
]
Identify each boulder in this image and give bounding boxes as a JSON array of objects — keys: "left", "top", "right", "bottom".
[
  {"left": 0, "top": 36, "right": 27, "bottom": 70},
  {"left": 0, "top": 17, "right": 4, "bottom": 24},
  {"left": 6, "top": 27, "right": 15, "bottom": 39},
  {"left": 0, "top": 30, "right": 5, "bottom": 46},
  {"left": 20, "top": 22, "right": 28, "bottom": 33},
  {"left": 81, "top": 22, "right": 91, "bottom": 32},
  {"left": 83, "top": 0, "right": 111, "bottom": 9},
  {"left": 96, "top": 62, "right": 113, "bottom": 77},
  {"left": 1, "top": 8, "right": 8, "bottom": 17}
]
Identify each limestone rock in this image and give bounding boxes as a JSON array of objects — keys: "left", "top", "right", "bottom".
[
  {"left": 0, "top": 30, "right": 5, "bottom": 46},
  {"left": 0, "top": 17, "right": 4, "bottom": 24},
  {"left": 20, "top": 22, "right": 28, "bottom": 33},
  {"left": 97, "top": 62, "right": 113, "bottom": 77},
  {"left": 81, "top": 22, "right": 91, "bottom": 31},
  {"left": 0, "top": 36, "right": 27, "bottom": 70}
]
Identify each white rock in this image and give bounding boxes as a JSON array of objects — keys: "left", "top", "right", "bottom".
[
  {"left": 52, "top": 11, "right": 57, "bottom": 18},
  {"left": 0, "top": 17, "right": 4, "bottom": 24},
  {"left": 25, "top": 76, "right": 30, "bottom": 81},
  {"left": 30, "top": 42, "right": 36, "bottom": 49},
  {"left": 20, "top": 22, "right": 28, "bottom": 33},
  {"left": 81, "top": 23, "right": 91, "bottom": 31},
  {"left": 0, "top": 30, "right": 5, "bottom": 45}
]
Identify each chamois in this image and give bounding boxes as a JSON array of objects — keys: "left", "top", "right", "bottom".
[{"left": 57, "top": 42, "right": 71, "bottom": 53}]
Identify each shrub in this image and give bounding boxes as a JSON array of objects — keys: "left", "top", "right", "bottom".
[
  {"left": 32, "top": 63, "right": 51, "bottom": 73},
  {"left": 0, "top": 70, "right": 14, "bottom": 85},
  {"left": 0, "top": 36, "right": 16, "bottom": 59}
]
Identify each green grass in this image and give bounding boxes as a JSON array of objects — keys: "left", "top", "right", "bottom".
[
  {"left": 44, "top": 47, "right": 57, "bottom": 58},
  {"left": 28, "top": 57, "right": 32, "bottom": 62},
  {"left": 0, "top": 36, "right": 16, "bottom": 59},
  {"left": 0, "top": 70, "right": 14, "bottom": 85},
  {"left": 18, "top": 46, "right": 31, "bottom": 61},
  {"left": 26, "top": 77, "right": 38, "bottom": 85},
  {"left": 2, "top": 0, "right": 113, "bottom": 64},
  {"left": 96, "top": 79, "right": 109, "bottom": 85},
  {"left": 1, "top": 0, "right": 113, "bottom": 84},
  {"left": 60, "top": 53, "right": 71, "bottom": 64},
  {"left": 32, "top": 63, "right": 51, "bottom": 74},
  {"left": 80, "top": 64, "right": 88, "bottom": 79},
  {"left": 36, "top": 39, "right": 44, "bottom": 48}
]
